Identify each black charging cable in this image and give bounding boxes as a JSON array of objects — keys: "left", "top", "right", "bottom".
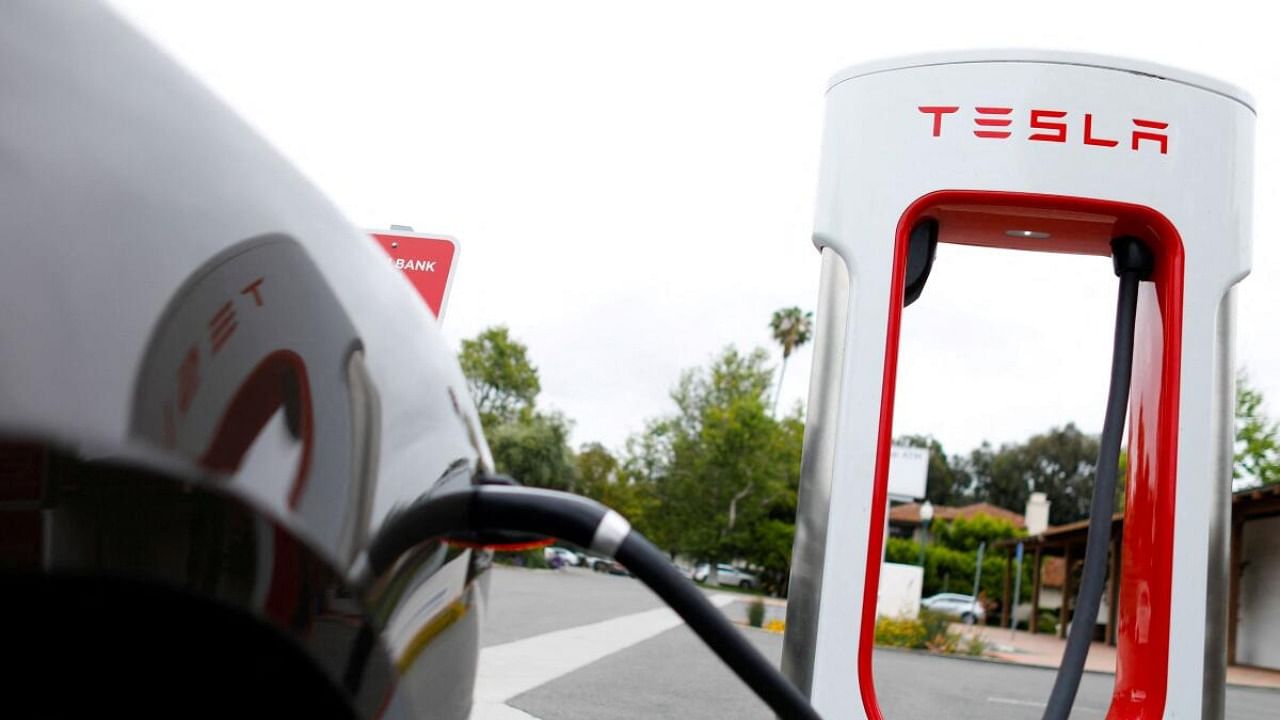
[
  {"left": 1041, "top": 236, "right": 1153, "bottom": 720},
  {"left": 359, "top": 483, "right": 822, "bottom": 720}
]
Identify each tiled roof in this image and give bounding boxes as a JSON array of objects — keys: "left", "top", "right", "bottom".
[{"left": 889, "top": 501, "right": 1026, "bottom": 528}]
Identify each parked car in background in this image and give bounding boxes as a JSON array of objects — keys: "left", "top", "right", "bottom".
[
  {"left": 593, "top": 558, "right": 632, "bottom": 576},
  {"left": 578, "top": 553, "right": 611, "bottom": 571},
  {"left": 544, "top": 547, "right": 581, "bottom": 567},
  {"left": 693, "top": 563, "right": 758, "bottom": 589},
  {"left": 921, "top": 593, "right": 985, "bottom": 624}
]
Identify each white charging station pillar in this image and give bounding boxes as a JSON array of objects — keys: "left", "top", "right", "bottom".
[{"left": 782, "top": 52, "right": 1254, "bottom": 719}]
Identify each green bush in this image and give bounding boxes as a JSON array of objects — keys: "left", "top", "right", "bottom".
[
  {"left": 965, "top": 635, "right": 989, "bottom": 656},
  {"left": 747, "top": 598, "right": 766, "bottom": 628},
  {"left": 875, "top": 610, "right": 988, "bottom": 656},
  {"left": 1037, "top": 611, "right": 1058, "bottom": 635},
  {"left": 874, "top": 616, "right": 929, "bottom": 649},
  {"left": 494, "top": 548, "right": 549, "bottom": 569},
  {"left": 919, "top": 609, "right": 952, "bottom": 644}
]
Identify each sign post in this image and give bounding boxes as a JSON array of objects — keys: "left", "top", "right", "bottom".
[{"left": 368, "top": 229, "right": 459, "bottom": 319}]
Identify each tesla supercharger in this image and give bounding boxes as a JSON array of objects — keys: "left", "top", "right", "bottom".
[{"left": 782, "top": 52, "right": 1254, "bottom": 719}]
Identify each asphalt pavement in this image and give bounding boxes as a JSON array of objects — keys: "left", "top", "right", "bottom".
[{"left": 478, "top": 565, "right": 1279, "bottom": 719}]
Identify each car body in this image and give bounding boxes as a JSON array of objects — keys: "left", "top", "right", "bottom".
[
  {"left": 693, "top": 563, "right": 759, "bottom": 589},
  {"left": 1, "top": 5, "right": 490, "bottom": 717},
  {"left": 921, "top": 593, "right": 986, "bottom": 624}
]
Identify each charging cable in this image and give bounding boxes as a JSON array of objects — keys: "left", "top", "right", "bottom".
[
  {"left": 1042, "top": 236, "right": 1153, "bottom": 720},
  {"left": 359, "top": 483, "right": 823, "bottom": 720}
]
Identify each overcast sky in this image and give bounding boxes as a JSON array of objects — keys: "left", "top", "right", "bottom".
[{"left": 109, "top": 1, "right": 1280, "bottom": 460}]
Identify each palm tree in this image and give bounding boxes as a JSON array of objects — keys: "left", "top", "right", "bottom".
[{"left": 769, "top": 307, "right": 813, "bottom": 415}]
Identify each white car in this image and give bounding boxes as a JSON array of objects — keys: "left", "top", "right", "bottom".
[
  {"left": 693, "top": 563, "right": 758, "bottom": 589},
  {"left": 921, "top": 593, "right": 985, "bottom": 624},
  {"left": 543, "top": 547, "right": 581, "bottom": 567}
]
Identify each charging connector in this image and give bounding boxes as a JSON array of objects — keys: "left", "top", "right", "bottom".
[
  {"left": 1041, "top": 235, "right": 1152, "bottom": 720},
  {"left": 362, "top": 483, "right": 822, "bottom": 720}
]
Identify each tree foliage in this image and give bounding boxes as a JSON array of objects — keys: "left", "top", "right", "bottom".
[
  {"left": 458, "top": 326, "right": 575, "bottom": 492},
  {"left": 458, "top": 326, "right": 540, "bottom": 430},
  {"left": 626, "top": 346, "right": 803, "bottom": 592},
  {"left": 768, "top": 307, "right": 814, "bottom": 415},
  {"left": 486, "top": 411, "right": 575, "bottom": 491},
  {"left": 575, "top": 442, "right": 655, "bottom": 522},
  {"left": 965, "top": 424, "right": 1099, "bottom": 526},
  {"left": 886, "top": 513, "right": 1029, "bottom": 608},
  {"left": 1235, "top": 371, "right": 1280, "bottom": 487},
  {"left": 930, "top": 514, "right": 1024, "bottom": 552}
]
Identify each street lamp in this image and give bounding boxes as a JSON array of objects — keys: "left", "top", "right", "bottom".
[{"left": 918, "top": 500, "right": 934, "bottom": 567}]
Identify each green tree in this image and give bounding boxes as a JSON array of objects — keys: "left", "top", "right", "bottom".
[
  {"left": 931, "top": 514, "right": 1024, "bottom": 552},
  {"left": 632, "top": 346, "right": 802, "bottom": 589},
  {"left": 487, "top": 411, "right": 575, "bottom": 491},
  {"left": 458, "top": 326, "right": 540, "bottom": 430},
  {"left": 895, "top": 434, "right": 972, "bottom": 506},
  {"left": 768, "top": 307, "right": 813, "bottom": 415},
  {"left": 966, "top": 424, "right": 1099, "bottom": 526},
  {"left": 458, "top": 326, "right": 577, "bottom": 491},
  {"left": 575, "top": 442, "right": 618, "bottom": 499},
  {"left": 1235, "top": 371, "right": 1280, "bottom": 487},
  {"left": 576, "top": 442, "right": 655, "bottom": 523}
]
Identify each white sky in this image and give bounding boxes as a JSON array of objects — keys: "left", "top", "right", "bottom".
[{"left": 109, "top": 1, "right": 1280, "bottom": 459}]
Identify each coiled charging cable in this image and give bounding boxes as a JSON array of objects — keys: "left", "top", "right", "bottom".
[
  {"left": 357, "top": 483, "right": 822, "bottom": 720},
  {"left": 1042, "top": 236, "right": 1153, "bottom": 720}
]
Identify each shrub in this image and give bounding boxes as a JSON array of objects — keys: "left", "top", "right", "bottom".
[
  {"left": 919, "top": 609, "right": 952, "bottom": 645},
  {"left": 874, "top": 616, "right": 929, "bottom": 649},
  {"left": 494, "top": 548, "right": 549, "bottom": 569},
  {"left": 1038, "top": 611, "right": 1058, "bottom": 635},
  {"left": 747, "top": 598, "right": 766, "bottom": 628},
  {"left": 875, "top": 610, "right": 981, "bottom": 656},
  {"left": 965, "top": 635, "right": 989, "bottom": 656}
]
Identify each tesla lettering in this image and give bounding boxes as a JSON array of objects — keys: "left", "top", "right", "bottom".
[{"left": 918, "top": 105, "right": 1169, "bottom": 154}]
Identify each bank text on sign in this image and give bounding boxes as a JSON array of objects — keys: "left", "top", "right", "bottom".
[{"left": 369, "top": 231, "right": 458, "bottom": 319}]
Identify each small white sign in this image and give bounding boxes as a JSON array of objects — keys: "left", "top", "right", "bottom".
[
  {"left": 888, "top": 445, "right": 929, "bottom": 501},
  {"left": 877, "top": 562, "right": 924, "bottom": 619}
]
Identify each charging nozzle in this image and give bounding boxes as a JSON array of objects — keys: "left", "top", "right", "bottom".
[
  {"left": 904, "top": 218, "right": 939, "bottom": 307},
  {"left": 1042, "top": 235, "right": 1151, "bottom": 720},
  {"left": 1111, "top": 236, "right": 1155, "bottom": 279},
  {"left": 362, "top": 483, "right": 823, "bottom": 720}
]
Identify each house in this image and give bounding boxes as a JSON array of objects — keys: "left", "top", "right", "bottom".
[
  {"left": 888, "top": 501, "right": 1026, "bottom": 542},
  {"left": 994, "top": 484, "right": 1280, "bottom": 672}
]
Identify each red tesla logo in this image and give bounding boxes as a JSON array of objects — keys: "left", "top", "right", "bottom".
[{"left": 918, "top": 106, "right": 1169, "bottom": 154}]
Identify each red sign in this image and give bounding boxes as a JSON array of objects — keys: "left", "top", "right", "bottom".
[{"left": 369, "top": 231, "right": 459, "bottom": 318}]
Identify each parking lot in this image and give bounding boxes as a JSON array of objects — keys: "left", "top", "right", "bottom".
[{"left": 475, "top": 565, "right": 1279, "bottom": 719}]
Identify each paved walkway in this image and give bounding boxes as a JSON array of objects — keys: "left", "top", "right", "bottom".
[{"left": 951, "top": 625, "right": 1280, "bottom": 690}]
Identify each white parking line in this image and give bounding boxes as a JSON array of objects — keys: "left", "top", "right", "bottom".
[
  {"left": 469, "top": 594, "right": 737, "bottom": 720},
  {"left": 987, "top": 696, "right": 1105, "bottom": 714}
]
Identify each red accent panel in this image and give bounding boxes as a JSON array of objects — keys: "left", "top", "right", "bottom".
[
  {"left": 1107, "top": 211, "right": 1182, "bottom": 720},
  {"left": 200, "top": 349, "right": 315, "bottom": 509},
  {"left": 973, "top": 131, "right": 1013, "bottom": 139},
  {"left": 856, "top": 191, "right": 1183, "bottom": 720},
  {"left": 855, "top": 189, "right": 912, "bottom": 720},
  {"left": 974, "top": 107, "right": 1013, "bottom": 114},
  {"left": 448, "top": 537, "right": 556, "bottom": 552}
]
